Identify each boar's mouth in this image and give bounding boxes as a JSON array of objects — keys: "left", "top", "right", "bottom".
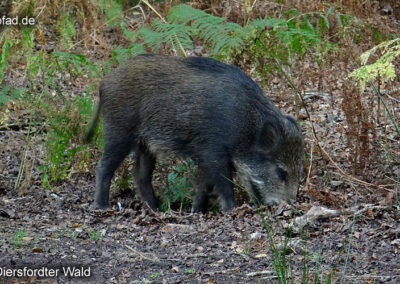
[{"left": 249, "top": 180, "right": 292, "bottom": 206}]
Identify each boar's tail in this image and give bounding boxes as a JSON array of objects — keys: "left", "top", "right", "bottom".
[{"left": 84, "top": 92, "right": 103, "bottom": 144}]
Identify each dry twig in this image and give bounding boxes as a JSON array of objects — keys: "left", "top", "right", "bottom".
[{"left": 125, "top": 244, "right": 160, "bottom": 262}]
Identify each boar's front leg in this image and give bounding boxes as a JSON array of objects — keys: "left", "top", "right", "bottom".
[
  {"left": 192, "top": 159, "right": 235, "bottom": 213},
  {"left": 134, "top": 142, "right": 158, "bottom": 211}
]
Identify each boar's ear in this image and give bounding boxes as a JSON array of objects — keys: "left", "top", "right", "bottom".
[{"left": 260, "top": 117, "right": 283, "bottom": 151}]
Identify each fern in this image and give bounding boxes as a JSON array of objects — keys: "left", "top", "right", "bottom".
[
  {"left": 101, "top": 0, "right": 124, "bottom": 26},
  {"left": 134, "top": 26, "right": 166, "bottom": 51},
  {"left": 56, "top": 13, "right": 76, "bottom": 49},
  {"left": 168, "top": 4, "right": 245, "bottom": 56},
  {"left": 134, "top": 4, "right": 331, "bottom": 65},
  {"left": 0, "top": 39, "right": 14, "bottom": 83},
  {"left": 22, "top": 27, "right": 35, "bottom": 51},
  {"left": 0, "top": 85, "right": 23, "bottom": 106},
  {"left": 350, "top": 38, "right": 400, "bottom": 90},
  {"left": 52, "top": 51, "right": 98, "bottom": 78},
  {"left": 349, "top": 38, "right": 400, "bottom": 136},
  {"left": 152, "top": 19, "right": 193, "bottom": 50}
]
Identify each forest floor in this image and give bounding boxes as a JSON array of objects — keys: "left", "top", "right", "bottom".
[{"left": 0, "top": 155, "right": 399, "bottom": 284}]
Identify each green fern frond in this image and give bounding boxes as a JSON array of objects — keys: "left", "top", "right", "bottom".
[
  {"left": 134, "top": 26, "right": 165, "bottom": 51},
  {"left": 22, "top": 27, "right": 34, "bottom": 51},
  {"left": 0, "top": 39, "right": 14, "bottom": 83},
  {"left": 246, "top": 18, "right": 288, "bottom": 31},
  {"left": 168, "top": 4, "right": 224, "bottom": 26},
  {"left": 0, "top": 85, "right": 23, "bottom": 106},
  {"left": 350, "top": 38, "right": 400, "bottom": 90},
  {"left": 56, "top": 13, "right": 76, "bottom": 49},
  {"left": 152, "top": 20, "right": 193, "bottom": 50},
  {"left": 168, "top": 4, "right": 245, "bottom": 56},
  {"left": 132, "top": 3, "right": 331, "bottom": 63},
  {"left": 101, "top": 0, "right": 124, "bottom": 26}
]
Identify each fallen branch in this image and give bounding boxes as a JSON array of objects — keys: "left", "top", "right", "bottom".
[
  {"left": 291, "top": 204, "right": 390, "bottom": 232},
  {"left": 246, "top": 270, "right": 275, "bottom": 277}
]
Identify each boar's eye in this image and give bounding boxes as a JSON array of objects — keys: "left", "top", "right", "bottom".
[{"left": 276, "top": 168, "right": 288, "bottom": 183}]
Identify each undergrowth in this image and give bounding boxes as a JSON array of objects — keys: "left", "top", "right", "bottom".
[
  {"left": 160, "top": 158, "right": 195, "bottom": 212},
  {"left": 133, "top": 4, "right": 348, "bottom": 76},
  {"left": 40, "top": 90, "right": 102, "bottom": 187}
]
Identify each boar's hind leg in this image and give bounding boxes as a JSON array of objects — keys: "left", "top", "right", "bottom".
[
  {"left": 134, "top": 143, "right": 158, "bottom": 211},
  {"left": 96, "top": 138, "right": 133, "bottom": 209},
  {"left": 192, "top": 162, "right": 236, "bottom": 213}
]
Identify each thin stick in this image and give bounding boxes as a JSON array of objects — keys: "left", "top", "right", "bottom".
[
  {"left": 305, "top": 141, "right": 314, "bottom": 191},
  {"left": 125, "top": 244, "right": 160, "bottom": 262}
]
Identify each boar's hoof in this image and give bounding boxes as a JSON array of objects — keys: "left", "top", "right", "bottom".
[
  {"left": 95, "top": 203, "right": 109, "bottom": 210},
  {"left": 221, "top": 199, "right": 236, "bottom": 212}
]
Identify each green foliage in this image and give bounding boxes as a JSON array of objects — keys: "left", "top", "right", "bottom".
[
  {"left": 109, "top": 44, "right": 146, "bottom": 67},
  {"left": 160, "top": 159, "right": 195, "bottom": 211},
  {"left": 150, "top": 272, "right": 160, "bottom": 278},
  {"left": 115, "top": 169, "right": 132, "bottom": 191},
  {"left": 40, "top": 91, "right": 102, "bottom": 187},
  {"left": 261, "top": 211, "right": 337, "bottom": 284},
  {"left": 24, "top": 49, "right": 99, "bottom": 92},
  {"left": 349, "top": 38, "right": 400, "bottom": 91},
  {"left": 101, "top": 0, "right": 124, "bottom": 26},
  {"left": 56, "top": 12, "right": 77, "bottom": 49},
  {"left": 133, "top": 4, "right": 244, "bottom": 56},
  {"left": 259, "top": 210, "right": 292, "bottom": 283},
  {"left": 167, "top": 4, "right": 245, "bottom": 56},
  {"left": 1, "top": 12, "right": 103, "bottom": 188},
  {"left": 12, "top": 35, "right": 103, "bottom": 187},
  {"left": 0, "top": 38, "right": 14, "bottom": 83},
  {"left": 184, "top": 268, "right": 195, "bottom": 274},
  {"left": 349, "top": 38, "right": 400, "bottom": 137},
  {"left": 309, "top": 252, "right": 333, "bottom": 284},
  {"left": 22, "top": 27, "right": 34, "bottom": 51},
  {"left": 138, "top": 19, "right": 194, "bottom": 51},
  {"left": 14, "top": 230, "right": 27, "bottom": 247},
  {"left": 19, "top": 46, "right": 102, "bottom": 188},
  {"left": 132, "top": 4, "right": 346, "bottom": 76},
  {"left": 52, "top": 51, "right": 100, "bottom": 84},
  {"left": 88, "top": 228, "right": 102, "bottom": 241},
  {"left": 52, "top": 228, "right": 79, "bottom": 240},
  {"left": 0, "top": 85, "right": 23, "bottom": 105},
  {"left": 244, "top": 8, "right": 346, "bottom": 76}
]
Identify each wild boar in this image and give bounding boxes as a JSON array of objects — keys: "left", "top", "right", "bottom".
[{"left": 85, "top": 54, "right": 304, "bottom": 212}]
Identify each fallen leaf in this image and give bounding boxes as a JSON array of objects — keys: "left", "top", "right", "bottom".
[
  {"left": 32, "top": 247, "right": 44, "bottom": 253},
  {"left": 22, "top": 237, "right": 33, "bottom": 242}
]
